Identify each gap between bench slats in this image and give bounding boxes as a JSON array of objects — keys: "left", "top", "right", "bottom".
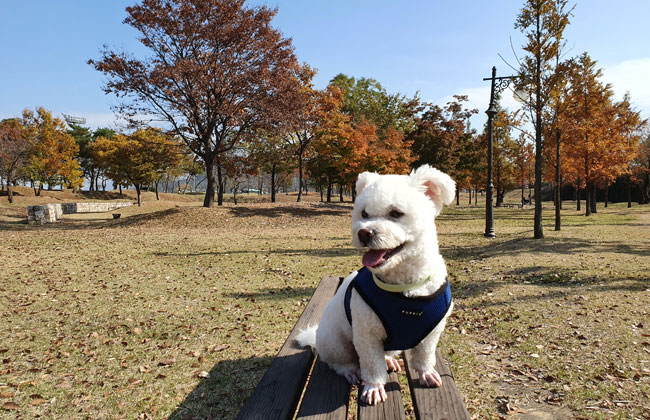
[
  {"left": 295, "top": 357, "right": 350, "bottom": 420},
  {"left": 403, "top": 349, "right": 470, "bottom": 420},
  {"left": 235, "top": 276, "right": 343, "bottom": 420}
]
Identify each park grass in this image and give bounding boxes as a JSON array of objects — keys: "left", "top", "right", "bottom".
[{"left": 0, "top": 190, "right": 648, "bottom": 419}]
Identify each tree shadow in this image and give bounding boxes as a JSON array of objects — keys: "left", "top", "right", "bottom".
[
  {"left": 227, "top": 203, "right": 350, "bottom": 219},
  {"left": 0, "top": 207, "right": 183, "bottom": 231},
  {"left": 154, "top": 246, "right": 359, "bottom": 258},
  {"left": 450, "top": 264, "right": 648, "bottom": 308},
  {"left": 77, "top": 190, "right": 126, "bottom": 200},
  {"left": 442, "top": 236, "right": 650, "bottom": 260},
  {"left": 225, "top": 286, "right": 316, "bottom": 302},
  {"left": 167, "top": 355, "right": 275, "bottom": 420}
]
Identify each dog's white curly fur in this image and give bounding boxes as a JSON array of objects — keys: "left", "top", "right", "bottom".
[{"left": 297, "top": 164, "right": 455, "bottom": 405}]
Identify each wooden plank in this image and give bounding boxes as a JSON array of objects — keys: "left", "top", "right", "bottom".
[
  {"left": 403, "top": 348, "right": 470, "bottom": 420},
  {"left": 235, "top": 276, "right": 343, "bottom": 420},
  {"left": 357, "top": 371, "right": 406, "bottom": 420},
  {"left": 295, "top": 357, "right": 350, "bottom": 420}
]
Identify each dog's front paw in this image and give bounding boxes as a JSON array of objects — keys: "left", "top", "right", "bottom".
[
  {"left": 417, "top": 368, "right": 442, "bottom": 387},
  {"left": 361, "top": 383, "right": 387, "bottom": 405},
  {"left": 385, "top": 355, "right": 401, "bottom": 372}
]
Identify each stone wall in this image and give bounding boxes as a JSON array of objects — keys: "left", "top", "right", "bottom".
[{"left": 27, "top": 201, "right": 133, "bottom": 225}]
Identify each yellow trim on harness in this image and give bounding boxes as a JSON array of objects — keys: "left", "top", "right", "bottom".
[{"left": 371, "top": 272, "right": 432, "bottom": 293}]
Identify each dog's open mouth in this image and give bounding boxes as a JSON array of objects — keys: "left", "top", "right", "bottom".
[{"left": 362, "top": 243, "right": 405, "bottom": 268}]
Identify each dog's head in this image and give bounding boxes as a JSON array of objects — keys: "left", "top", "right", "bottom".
[{"left": 351, "top": 165, "right": 455, "bottom": 276}]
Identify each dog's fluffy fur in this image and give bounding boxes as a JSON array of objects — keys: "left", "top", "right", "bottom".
[{"left": 297, "top": 165, "right": 456, "bottom": 405}]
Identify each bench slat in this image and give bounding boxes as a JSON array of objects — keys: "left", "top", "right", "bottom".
[
  {"left": 403, "top": 349, "right": 470, "bottom": 420},
  {"left": 357, "top": 371, "right": 406, "bottom": 420},
  {"left": 235, "top": 276, "right": 343, "bottom": 420},
  {"left": 295, "top": 358, "right": 350, "bottom": 420}
]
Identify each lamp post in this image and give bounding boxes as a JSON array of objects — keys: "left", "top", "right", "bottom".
[{"left": 482, "top": 67, "right": 521, "bottom": 238}]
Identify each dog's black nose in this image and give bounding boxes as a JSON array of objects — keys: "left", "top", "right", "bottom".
[{"left": 358, "top": 229, "right": 374, "bottom": 246}]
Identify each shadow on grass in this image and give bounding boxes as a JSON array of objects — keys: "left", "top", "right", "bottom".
[
  {"left": 227, "top": 203, "right": 349, "bottom": 219},
  {"left": 77, "top": 190, "right": 126, "bottom": 200},
  {"left": 225, "top": 286, "right": 316, "bottom": 301},
  {"left": 452, "top": 264, "right": 649, "bottom": 308},
  {"left": 0, "top": 207, "right": 183, "bottom": 231},
  {"left": 167, "top": 355, "right": 275, "bottom": 420},
  {"left": 443, "top": 236, "right": 650, "bottom": 260},
  {"left": 155, "top": 247, "right": 358, "bottom": 258}
]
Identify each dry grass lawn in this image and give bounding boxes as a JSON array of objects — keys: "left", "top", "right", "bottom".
[{"left": 0, "top": 187, "right": 648, "bottom": 419}]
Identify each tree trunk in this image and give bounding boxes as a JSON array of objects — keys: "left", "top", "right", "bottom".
[
  {"left": 216, "top": 163, "right": 224, "bottom": 206},
  {"left": 119, "top": 185, "right": 123, "bottom": 196},
  {"left": 297, "top": 151, "right": 304, "bottom": 202},
  {"left": 339, "top": 184, "right": 344, "bottom": 202},
  {"left": 585, "top": 182, "right": 592, "bottom": 216},
  {"left": 6, "top": 183, "right": 13, "bottom": 203},
  {"left": 326, "top": 180, "right": 332, "bottom": 203},
  {"left": 155, "top": 180, "right": 160, "bottom": 201},
  {"left": 474, "top": 186, "right": 478, "bottom": 206},
  {"left": 590, "top": 184, "right": 597, "bottom": 214},
  {"left": 456, "top": 185, "right": 460, "bottom": 206},
  {"left": 627, "top": 178, "right": 632, "bottom": 208},
  {"left": 351, "top": 184, "right": 357, "bottom": 202},
  {"left": 135, "top": 184, "right": 142, "bottom": 207},
  {"left": 554, "top": 129, "right": 561, "bottom": 231},
  {"left": 271, "top": 163, "right": 277, "bottom": 203},
  {"left": 469, "top": 188, "right": 472, "bottom": 205},
  {"left": 203, "top": 159, "right": 216, "bottom": 208},
  {"left": 576, "top": 187, "right": 581, "bottom": 211},
  {"left": 604, "top": 186, "right": 608, "bottom": 208},
  {"left": 644, "top": 165, "right": 650, "bottom": 204}
]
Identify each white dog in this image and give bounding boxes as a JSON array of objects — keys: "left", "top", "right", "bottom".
[{"left": 297, "top": 164, "right": 456, "bottom": 405}]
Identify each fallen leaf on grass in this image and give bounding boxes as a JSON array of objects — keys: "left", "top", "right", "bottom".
[
  {"left": 212, "top": 344, "right": 229, "bottom": 352},
  {"left": 2, "top": 402, "right": 20, "bottom": 411},
  {"left": 157, "top": 359, "right": 175, "bottom": 366}
]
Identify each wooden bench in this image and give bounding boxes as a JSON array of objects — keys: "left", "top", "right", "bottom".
[
  {"left": 235, "top": 276, "right": 470, "bottom": 420},
  {"left": 500, "top": 203, "right": 523, "bottom": 209}
]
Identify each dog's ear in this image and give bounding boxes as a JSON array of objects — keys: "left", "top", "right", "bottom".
[
  {"left": 356, "top": 171, "right": 380, "bottom": 196},
  {"left": 409, "top": 165, "right": 456, "bottom": 214}
]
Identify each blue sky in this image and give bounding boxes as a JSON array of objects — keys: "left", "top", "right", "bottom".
[{"left": 1, "top": 1, "right": 649, "bottom": 130}]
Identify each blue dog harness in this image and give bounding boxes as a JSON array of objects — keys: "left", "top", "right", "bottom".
[{"left": 344, "top": 267, "right": 452, "bottom": 351}]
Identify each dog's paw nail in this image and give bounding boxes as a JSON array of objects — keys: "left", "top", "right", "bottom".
[
  {"left": 385, "top": 356, "right": 400, "bottom": 372},
  {"left": 361, "top": 383, "right": 387, "bottom": 405},
  {"left": 418, "top": 369, "right": 442, "bottom": 387}
]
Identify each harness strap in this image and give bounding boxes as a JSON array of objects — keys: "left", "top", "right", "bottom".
[{"left": 343, "top": 268, "right": 452, "bottom": 351}]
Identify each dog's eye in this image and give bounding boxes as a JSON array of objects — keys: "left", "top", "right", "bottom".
[
  {"left": 389, "top": 210, "right": 404, "bottom": 219},
  {"left": 361, "top": 210, "right": 369, "bottom": 219}
]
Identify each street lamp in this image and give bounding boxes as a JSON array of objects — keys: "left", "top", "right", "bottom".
[{"left": 482, "top": 67, "right": 520, "bottom": 238}]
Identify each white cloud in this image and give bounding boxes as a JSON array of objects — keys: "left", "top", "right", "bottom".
[{"left": 601, "top": 57, "right": 650, "bottom": 116}]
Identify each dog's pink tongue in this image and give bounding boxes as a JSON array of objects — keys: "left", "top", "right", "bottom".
[{"left": 362, "top": 249, "right": 387, "bottom": 267}]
